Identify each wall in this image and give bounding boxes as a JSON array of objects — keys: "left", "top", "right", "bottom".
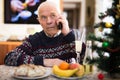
[
  {"left": 0, "top": 0, "right": 112, "bottom": 41},
  {"left": 0, "top": 0, "right": 60, "bottom": 41}
]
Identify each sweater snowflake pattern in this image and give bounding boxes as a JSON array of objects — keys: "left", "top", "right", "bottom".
[{"left": 4, "top": 30, "right": 86, "bottom": 66}]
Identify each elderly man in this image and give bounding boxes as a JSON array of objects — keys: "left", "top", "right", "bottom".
[{"left": 4, "top": 1, "right": 86, "bottom": 67}]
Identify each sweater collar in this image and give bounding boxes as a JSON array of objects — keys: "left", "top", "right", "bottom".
[{"left": 44, "top": 30, "right": 61, "bottom": 38}]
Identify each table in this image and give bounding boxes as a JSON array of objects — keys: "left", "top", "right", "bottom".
[{"left": 0, "top": 65, "right": 120, "bottom": 80}]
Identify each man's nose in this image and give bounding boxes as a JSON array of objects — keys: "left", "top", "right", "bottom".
[{"left": 46, "top": 17, "right": 52, "bottom": 23}]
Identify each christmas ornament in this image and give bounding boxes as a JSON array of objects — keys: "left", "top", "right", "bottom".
[
  {"left": 102, "top": 41, "right": 109, "bottom": 48},
  {"left": 105, "top": 22, "right": 112, "bottom": 28},
  {"left": 97, "top": 73, "right": 104, "bottom": 80}
]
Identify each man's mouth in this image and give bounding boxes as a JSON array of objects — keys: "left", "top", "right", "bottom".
[{"left": 47, "top": 27, "right": 55, "bottom": 30}]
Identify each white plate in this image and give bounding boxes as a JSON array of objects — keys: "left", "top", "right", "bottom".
[
  {"left": 52, "top": 74, "right": 85, "bottom": 80},
  {"left": 13, "top": 68, "right": 51, "bottom": 80}
]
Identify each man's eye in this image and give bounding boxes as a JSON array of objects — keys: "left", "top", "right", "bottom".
[
  {"left": 51, "top": 15, "right": 56, "bottom": 18},
  {"left": 41, "top": 16, "right": 47, "bottom": 20}
]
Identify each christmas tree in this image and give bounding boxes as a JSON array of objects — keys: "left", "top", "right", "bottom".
[{"left": 86, "top": 0, "right": 120, "bottom": 75}]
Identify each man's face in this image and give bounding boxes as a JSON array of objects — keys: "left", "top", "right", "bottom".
[{"left": 38, "top": 6, "right": 60, "bottom": 36}]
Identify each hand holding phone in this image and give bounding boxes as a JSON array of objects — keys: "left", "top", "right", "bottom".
[{"left": 57, "top": 22, "right": 63, "bottom": 29}]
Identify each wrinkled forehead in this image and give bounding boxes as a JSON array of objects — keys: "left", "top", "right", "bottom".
[{"left": 38, "top": 1, "right": 61, "bottom": 17}]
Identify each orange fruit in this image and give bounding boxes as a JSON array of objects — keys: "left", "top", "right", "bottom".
[{"left": 59, "top": 62, "right": 69, "bottom": 70}]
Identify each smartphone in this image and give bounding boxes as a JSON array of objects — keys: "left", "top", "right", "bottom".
[{"left": 57, "top": 22, "right": 63, "bottom": 29}]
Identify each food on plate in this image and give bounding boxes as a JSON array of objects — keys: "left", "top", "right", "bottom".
[
  {"left": 14, "top": 64, "right": 28, "bottom": 76},
  {"left": 59, "top": 61, "right": 69, "bottom": 70},
  {"left": 52, "top": 62, "right": 85, "bottom": 78},
  {"left": 69, "top": 63, "right": 80, "bottom": 69},
  {"left": 69, "top": 63, "right": 85, "bottom": 77},
  {"left": 75, "top": 64, "right": 85, "bottom": 77},
  {"left": 52, "top": 65, "right": 78, "bottom": 77},
  {"left": 14, "top": 64, "right": 46, "bottom": 77}
]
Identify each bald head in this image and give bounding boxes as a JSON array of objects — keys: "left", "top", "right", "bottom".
[{"left": 37, "top": 1, "right": 61, "bottom": 18}]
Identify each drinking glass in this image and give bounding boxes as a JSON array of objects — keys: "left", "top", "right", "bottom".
[{"left": 75, "top": 40, "right": 82, "bottom": 63}]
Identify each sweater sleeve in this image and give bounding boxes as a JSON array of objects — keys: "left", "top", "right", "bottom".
[
  {"left": 4, "top": 40, "right": 44, "bottom": 66},
  {"left": 63, "top": 30, "right": 75, "bottom": 43}
]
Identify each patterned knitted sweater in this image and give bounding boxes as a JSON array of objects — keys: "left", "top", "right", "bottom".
[{"left": 4, "top": 30, "right": 86, "bottom": 66}]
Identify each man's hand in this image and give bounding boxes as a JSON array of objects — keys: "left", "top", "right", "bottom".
[
  {"left": 11, "top": 0, "right": 24, "bottom": 12},
  {"left": 56, "top": 15, "right": 70, "bottom": 36},
  {"left": 26, "top": 0, "right": 37, "bottom": 6},
  {"left": 44, "top": 58, "right": 64, "bottom": 67}
]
